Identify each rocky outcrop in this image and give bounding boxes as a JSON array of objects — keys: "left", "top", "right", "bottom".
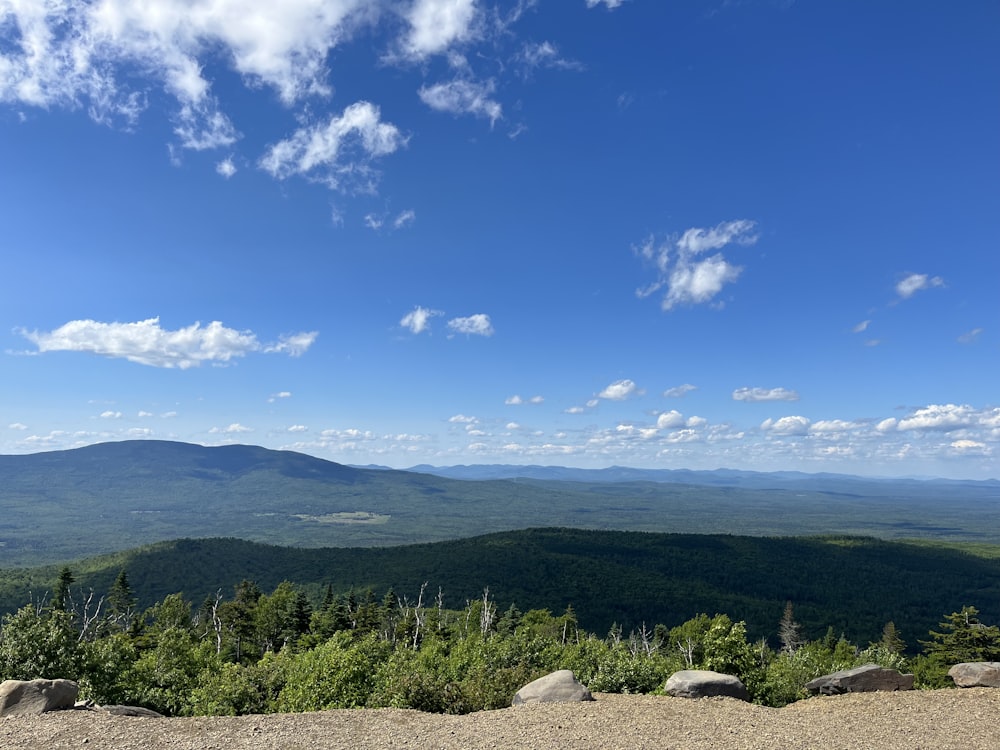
[
  {"left": 804, "top": 664, "right": 914, "bottom": 695},
  {"left": 664, "top": 670, "right": 750, "bottom": 701},
  {"left": 0, "top": 679, "right": 79, "bottom": 717},
  {"left": 512, "top": 670, "right": 594, "bottom": 705},
  {"left": 948, "top": 662, "right": 1000, "bottom": 688}
]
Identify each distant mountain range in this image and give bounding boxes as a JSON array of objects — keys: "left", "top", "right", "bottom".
[
  {"left": 405, "top": 463, "right": 1000, "bottom": 490},
  {"left": 1, "top": 440, "right": 998, "bottom": 567}
]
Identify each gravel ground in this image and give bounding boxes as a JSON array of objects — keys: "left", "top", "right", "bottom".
[{"left": 2, "top": 689, "right": 998, "bottom": 750}]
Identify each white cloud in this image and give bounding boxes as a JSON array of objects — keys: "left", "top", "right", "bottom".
[
  {"left": 875, "top": 418, "right": 898, "bottom": 433},
  {"left": 733, "top": 387, "right": 799, "bottom": 402},
  {"left": 517, "top": 41, "right": 582, "bottom": 73},
  {"left": 9, "top": 422, "right": 28, "bottom": 430},
  {"left": 268, "top": 391, "right": 293, "bottom": 403},
  {"left": 448, "top": 314, "right": 494, "bottom": 336},
  {"left": 506, "top": 422, "right": 520, "bottom": 430},
  {"left": 259, "top": 101, "right": 406, "bottom": 189},
  {"left": 17, "top": 317, "right": 317, "bottom": 368},
  {"left": 505, "top": 395, "right": 524, "bottom": 405},
  {"left": 529, "top": 395, "right": 544, "bottom": 404},
  {"left": 403, "top": 0, "right": 479, "bottom": 59},
  {"left": 393, "top": 209, "right": 416, "bottom": 229},
  {"left": 586, "top": 0, "right": 625, "bottom": 8},
  {"left": 287, "top": 424, "right": 309, "bottom": 433},
  {"left": 137, "top": 411, "right": 154, "bottom": 418},
  {"left": 896, "top": 272, "right": 944, "bottom": 299},
  {"left": 958, "top": 328, "right": 983, "bottom": 344},
  {"left": 401, "top": 306, "right": 443, "bottom": 334},
  {"left": 448, "top": 414, "right": 477, "bottom": 424},
  {"left": 852, "top": 320, "right": 870, "bottom": 333},
  {"left": 950, "top": 439, "right": 989, "bottom": 455},
  {"left": 599, "top": 379, "right": 638, "bottom": 400},
  {"left": 897, "top": 404, "right": 975, "bottom": 432},
  {"left": 418, "top": 78, "right": 502, "bottom": 124},
  {"left": 216, "top": 158, "right": 237, "bottom": 178},
  {"left": 664, "top": 383, "right": 697, "bottom": 398},
  {"left": 564, "top": 406, "right": 585, "bottom": 414},
  {"left": 209, "top": 423, "right": 252, "bottom": 434},
  {"left": 0, "top": 0, "right": 372, "bottom": 147},
  {"left": 636, "top": 220, "right": 758, "bottom": 311},
  {"left": 761, "top": 416, "right": 811, "bottom": 436},
  {"left": 810, "top": 419, "right": 860, "bottom": 433},
  {"left": 656, "top": 410, "right": 685, "bottom": 429}
]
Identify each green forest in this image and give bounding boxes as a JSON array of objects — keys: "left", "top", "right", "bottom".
[
  {"left": 3, "top": 529, "right": 999, "bottom": 647},
  {"left": 2, "top": 528, "right": 1000, "bottom": 716},
  {"left": 2, "top": 565, "right": 999, "bottom": 716}
]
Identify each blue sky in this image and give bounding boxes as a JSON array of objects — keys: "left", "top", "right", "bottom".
[{"left": 1, "top": 0, "right": 997, "bottom": 479}]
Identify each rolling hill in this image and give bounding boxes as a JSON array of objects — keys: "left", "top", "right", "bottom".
[
  {"left": 1, "top": 440, "right": 999, "bottom": 567},
  {"left": 2, "top": 528, "right": 999, "bottom": 648}
]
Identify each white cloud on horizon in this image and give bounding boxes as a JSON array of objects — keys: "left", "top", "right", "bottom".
[
  {"left": 732, "top": 386, "right": 799, "bottom": 402},
  {"left": 636, "top": 219, "right": 758, "bottom": 310},
  {"left": 16, "top": 317, "right": 317, "bottom": 369}
]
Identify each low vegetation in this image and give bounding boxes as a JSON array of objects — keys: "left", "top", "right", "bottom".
[{"left": 2, "top": 570, "right": 998, "bottom": 716}]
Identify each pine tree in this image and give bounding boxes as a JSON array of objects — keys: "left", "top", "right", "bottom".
[{"left": 52, "top": 566, "right": 74, "bottom": 612}]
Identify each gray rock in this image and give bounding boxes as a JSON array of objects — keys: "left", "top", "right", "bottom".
[
  {"left": 665, "top": 670, "right": 750, "bottom": 701},
  {"left": 948, "top": 662, "right": 1000, "bottom": 688},
  {"left": 804, "top": 664, "right": 914, "bottom": 695},
  {"left": 512, "top": 670, "right": 594, "bottom": 705},
  {"left": 0, "top": 679, "right": 80, "bottom": 717},
  {"left": 102, "top": 705, "right": 166, "bottom": 717}
]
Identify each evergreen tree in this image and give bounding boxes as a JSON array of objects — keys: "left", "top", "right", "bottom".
[
  {"left": 107, "top": 569, "right": 137, "bottom": 633},
  {"left": 922, "top": 606, "right": 1000, "bottom": 664},
  {"left": 52, "top": 566, "right": 74, "bottom": 612}
]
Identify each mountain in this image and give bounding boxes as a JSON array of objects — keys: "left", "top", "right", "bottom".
[
  {"left": 3, "top": 528, "right": 999, "bottom": 647},
  {"left": 406, "top": 463, "right": 1000, "bottom": 492},
  {"left": 2, "top": 440, "right": 999, "bottom": 567}
]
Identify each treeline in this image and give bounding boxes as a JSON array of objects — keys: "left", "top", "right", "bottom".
[
  {"left": 3, "top": 529, "right": 1000, "bottom": 648},
  {"left": 2, "top": 570, "right": 999, "bottom": 716}
]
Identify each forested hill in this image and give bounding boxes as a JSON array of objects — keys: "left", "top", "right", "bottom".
[
  {"left": 3, "top": 528, "right": 999, "bottom": 648},
  {"left": 2, "top": 440, "right": 999, "bottom": 567}
]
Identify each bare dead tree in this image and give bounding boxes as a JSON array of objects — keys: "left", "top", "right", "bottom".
[
  {"left": 74, "top": 590, "right": 105, "bottom": 642},
  {"left": 435, "top": 587, "right": 445, "bottom": 632},
  {"left": 411, "top": 582, "right": 428, "bottom": 650},
  {"left": 480, "top": 587, "right": 496, "bottom": 637},
  {"left": 207, "top": 589, "right": 225, "bottom": 654},
  {"left": 678, "top": 636, "right": 697, "bottom": 668}
]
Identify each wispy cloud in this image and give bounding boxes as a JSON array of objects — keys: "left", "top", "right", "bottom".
[
  {"left": 16, "top": 318, "right": 317, "bottom": 369},
  {"left": 852, "top": 320, "right": 870, "bottom": 333},
  {"left": 259, "top": 102, "right": 406, "bottom": 190},
  {"left": 636, "top": 219, "right": 758, "bottom": 310},
  {"left": 586, "top": 0, "right": 626, "bottom": 9},
  {"left": 896, "top": 272, "right": 944, "bottom": 300},
  {"left": 664, "top": 384, "right": 697, "bottom": 398},
  {"left": 400, "top": 306, "right": 443, "bottom": 334},
  {"left": 958, "top": 328, "right": 983, "bottom": 344},
  {"left": 733, "top": 387, "right": 799, "bottom": 402},
  {"left": 447, "top": 314, "right": 495, "bottom": 337},
  {"left": 418, "top": 78, "right": 502, "bottom": 124},
  {"left": 209, "top": 423, "right": 253, "bottom": 434}
]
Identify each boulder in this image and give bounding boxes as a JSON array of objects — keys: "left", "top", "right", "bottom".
[
  {"left": 948, "top": 662, "right": 1000, "bottom": 688},
  {"left": 804, "top": 664, "right": 914, "bottom": 695},
  {"left": 664, "top": 670, "right": 750, "bottom": 701},
  {"left": 0, "top": 679, "right": 79, "bottom": 717},
  {"left": 512, "top": 670, "right": 594, "bottom": 705}
]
